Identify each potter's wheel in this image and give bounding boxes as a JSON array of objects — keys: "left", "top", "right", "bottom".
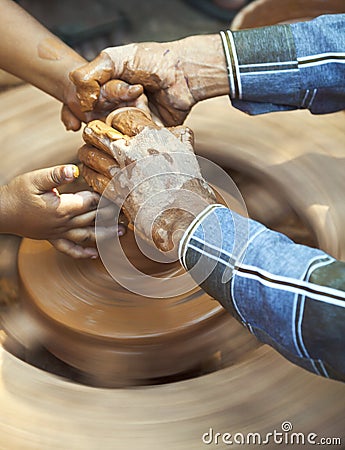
[
  {"left": 18, "top": 231, "right": 260, "bottom": 386},
  {"left": 0, "top": 0, "right": 345, "bottom": 438},
  {"left": 1, "top": 81, "right": 345, "bottom": 448}
]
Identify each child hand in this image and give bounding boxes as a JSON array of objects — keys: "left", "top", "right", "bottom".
[{"left": 0, "top": 165, "right": 100, "bottom": 258}]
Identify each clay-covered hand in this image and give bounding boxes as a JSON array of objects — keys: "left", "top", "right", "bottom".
[
  {"left": 61, "top": 79, "right": 148, "bottom": 131},
  {"left": 78, "top": 108, "right": 217, "bottom": 254},
  {"left": 70, "top": 35, "right": 229, "bottom": 126},
  {"left": 0, "top": 165, "right": 104, "bottom": 258}
]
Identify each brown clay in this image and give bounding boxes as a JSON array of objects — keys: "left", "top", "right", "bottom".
[
  {"left": 79, "top": 163, "right": 112, "bottom": 197},
  {"left": 78, "top": 145, "right": 118, "bottom": 178},
  {"left": 2, "top": 84, "right": 345, "bottom": 448},
  {"left": 80, "top": 109, "right": 217, "bottom": 252},
  {"left": 106, "top": 107, "right": 160, "bottom": 136},
  {"left": 3, "top": 0, "right": 345, "bottom": 440},
  {"left": 83, "top": 120, "right": 125, "bottom": 155},
  {"left": 18, "top": 233, "right": 254, "bottom": 386},
  {"left": 70, "top": 52, "right": 115, "bottom": 112}
]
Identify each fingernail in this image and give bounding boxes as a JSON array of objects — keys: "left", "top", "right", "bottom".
[
  {"left": 63, "top": 165, "right": 74, "bottom": 180},
  {"left": 73, "top": 166, "right": 80, "bottom": 178},
  {"left": 63, "top": 165, "right": 79, "bottom": 180},
  {"left": 118, "top": 225, "right": 126, "bottom": 237},
  {"left": 86, "top": 248, "right": 98, "bottom": 258}
]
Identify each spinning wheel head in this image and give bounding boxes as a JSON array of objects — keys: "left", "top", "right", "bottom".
[{"left": 18, "top": 228, "right": 257, "bottom": 387}]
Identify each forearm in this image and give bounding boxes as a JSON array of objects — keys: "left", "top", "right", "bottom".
[
  {"left": 221, "top": 14, "right": 345, "bottom": 115},
  {"left": 0, "top": 0, "right": 85, "bottom": 103},
  {"left": 179, "top": 205, "right": 345, "bottom": 381},
  {"left": 0, "top": 184, "right": 13, "bottom": 234}
]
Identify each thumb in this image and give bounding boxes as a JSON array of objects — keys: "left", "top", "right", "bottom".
[
  {"left": 32, "top": 165, "right": 79, "bottom": 193},
  {"left": 70, "top": 52, "right": 115, "bottom": 112},
  {"left": 61, "top": 104, "right": 82, "bottom": 131},
  {"left": 100, "top": 79, "right": 143, "bottom": 105}
]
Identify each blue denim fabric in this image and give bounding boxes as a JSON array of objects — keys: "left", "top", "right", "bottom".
[
  {"left": 181, "top": 206, "right": 345, "bottom": 381},
  {"left": 228, "top": 14, "right": 345, "bottom": 115}
]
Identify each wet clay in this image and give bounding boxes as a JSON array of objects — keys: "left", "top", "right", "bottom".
[
  {"left": 18, "top": 233, "right": 256, "bottom": 386},
  {"left": 78, "top": 145, "right": 118, "bottom": 178},
  {"left": 80, "top": 108, "right": 216, "bottom": 252},
  {"left": 70, "top": 52, "right": 115, "bottom": 111},
  {"left": 79, "top": 163, "right": 112, "bottom": 198},
  {"left": 105, "top": 107, "right": 159, "bottom": 136},
  {"left": 2, "top": 0, "right": 345, "bottom": 441},
  {"left": 83, "top": 120, "right": 125, "bottom": 155}
]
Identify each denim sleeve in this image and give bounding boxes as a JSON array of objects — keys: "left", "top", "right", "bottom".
[
  {"left": 221, "top": 14, "right": 345, "bottom": 115},
  {"left": 179, "top": 205, "right": 345, "bottom": 381}
]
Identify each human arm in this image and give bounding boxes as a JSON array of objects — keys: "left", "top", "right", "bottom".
[
  {"left": 78, "top": 111, "right": 345, "bottom": 381},
  {"left": 180, "top": 205, "right": 345, "bottom": 382},
  {"left": 0, "top": 0, "right": 145, "bottom": 130},
  {"left": 0, "top": 165, "right": 102, "bottom": 258},
  {"left": 70, "top": 34, "right": 229, "bottom": 126},
  {"left": 70, "top": 13, "right": 345, "bottom": 125},
  {"left": 221, "top": 13, "right": 345, "bottom": 115}
]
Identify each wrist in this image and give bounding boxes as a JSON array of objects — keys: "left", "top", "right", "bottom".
[
  {"left": 178, "top": 34, "right": 230, "bottom": 102},
  {"left": 53, "top": 53, "right": 86, "bottom": 105},
  {"left": 152, "top": 209, "right": 195, "bottom": 254},
  {"left": 151, "top": 188, "right": 217, "bottom": 254}
]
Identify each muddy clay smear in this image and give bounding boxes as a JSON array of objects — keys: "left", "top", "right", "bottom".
[
  {"left": 1, "top": 82, "right": 345, "bottom": 448},
  {"left": 1, "top": 0, "right": 345, "bottom": 447},
  {"left": 80, "top": 108, "right": 217, "bottom": 253}
]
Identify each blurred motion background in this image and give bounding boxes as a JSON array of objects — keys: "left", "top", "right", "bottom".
[
  {"left": 1, "top": 1, "right": 345, "bottom": 449},
  {"left": 15, "top": 0, "right": 225, "bottom": 60}
]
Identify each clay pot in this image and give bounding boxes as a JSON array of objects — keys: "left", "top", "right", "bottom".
[{"left": 18, "top": 233, "right": 257, "bottom": 387}]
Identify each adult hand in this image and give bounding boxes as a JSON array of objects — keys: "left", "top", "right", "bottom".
[
  {"left": 0, "top": 165, "right": 117, "bottom": 258},
  {"left": 61, "top": 78, "right": 148, "bottom": 131},
  {"left": 78, "top": 108, "right": 217, "bottom": 255},
  {"left": 70, "top": 35, "right": 229, "bottom": 126}
]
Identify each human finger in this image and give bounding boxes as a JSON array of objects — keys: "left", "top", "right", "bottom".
[
  {"left": 62, "top": 226, "right": 96, "bottom": 243},
  {"left": 69, "top": 52, "right": 115, "bottom": 112},
  {"left": 95, "top": 224, "right": 126, "bottom": 241},
  {"left": 49, "top": 238, "right": 98, "bottom": 259},
  {"left": 68, "top": 208, "right": 97, "bottom": 228},
  {"left": 60, "top": 104, "right": 82, "bottom": 131},
  {"left": 57, "top": 190, "right": 100, "bottom": 217},
  {"left": 83, "top": 120, "right": 126, "bottom": 155},
  {"left": 78, "top": 144, "right": 119, "bottom": 179},
  {"left": 132, "top": 93, "right": 152, "bottom": 120},
  {"left": 99, "top": 79, "right": 143, "bottom": 106},
  {"left": 80, "top": 164, "right": 112, "bottom": 197},
  {"left": 32, "top": 165, "right": 79, "bottom": 194},
  {"left": 105, "top": 107, "right": 160, "bottom": 136},
  {"left": 153, "top": 90, "right": 189, "bottom": 126},
  {"left": 97, "top": 201, "right": 119, "bottom": 221}
]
